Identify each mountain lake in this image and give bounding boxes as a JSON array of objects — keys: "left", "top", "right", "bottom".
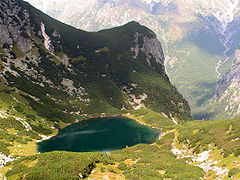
[{"left": 37, "top": 117, "right": 160, "bottom": 153}]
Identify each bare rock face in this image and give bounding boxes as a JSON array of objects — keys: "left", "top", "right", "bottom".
[
  {"left": 17, "top": 36, "right": 33, "bottom": 53},
  {"left": 41, "top": 22, "right": 54, "bottom": 52},
  {"left": 131, "top": 31, "right": 166, "bottom": 78},
  {"left": 141, "top": 34, "right": 165, "bottom": 65},
  {"left": 211, "top": 49, "right": 240, "bottom": 117},
  {"left": 131, "top": 31, "right": 165, "bottom": 65},
  {"left": 0, "top": 0, "right": 33, "bottom": 52},
  {"left": 0, "top": 23, "right": 13, "bottom": 45}
]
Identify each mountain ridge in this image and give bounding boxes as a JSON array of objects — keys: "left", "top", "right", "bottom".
[
  {"left": 0, "top": 0, "right": 191, "bottom": 161},
  {"left": 25, "top": 0, "right": 240, "bottom": 120}
]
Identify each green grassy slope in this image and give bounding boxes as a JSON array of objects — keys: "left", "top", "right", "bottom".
[
  {"left": 175, "top": 118, "right": 240, "bottom": 179},
  {"left": 6, "top": 141, "right": 204, "bottom": 180}
]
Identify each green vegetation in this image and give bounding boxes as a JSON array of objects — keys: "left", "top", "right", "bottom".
[
  {"left": 117, "top": 162, "right": 129, "bottom": 171},
  {"left": 228, "top": 168, "right": 240, "bottom": 178},
  {"left": 126, "top": 108, "right": 177, "bottom": 131},
  {"left": 0, "top": 141, "right": 10, "bottom": 156},
  {"left": 157, "top": 132, "right": 175, "bottom": 150},
  {"left": 108, "top": 144, "right": 203, "bottom": 179},
  {"left": 130, "top": 72, "right": 192, "bottom": 123},
  {"left": 166, "top": 41, "right": 220, "bottom": 120},
  {"left": 95, "top": 46, "right": 110, "bottom": 53},
  {"left": 6, "top": 151, "right": 111, "bottom": 179},
  {"left": 0, "top": 80, "right": 56, "bottom": 156},
  {"left": 177, "top": 118, "right": 240, "bottom": 157},
  {"left": 12, "top": 43, "right": 24, "bottom": 58},
  {"left": 6, "top": 143, "right": 204, "bottom": 180}
]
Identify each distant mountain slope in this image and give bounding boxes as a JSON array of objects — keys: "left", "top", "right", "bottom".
[
  {"left": 25, "top": 0, "right": 240, "bottom": 120},
  {"left": 211, "top": 49, "right": 240, "bottom": 118}
]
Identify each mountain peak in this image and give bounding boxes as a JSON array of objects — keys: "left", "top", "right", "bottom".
[{"left": 0, "top": 0, "right": 192, "bottom": 125}]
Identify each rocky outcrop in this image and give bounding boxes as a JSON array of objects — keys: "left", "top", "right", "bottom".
[
  {"left": 0, "top": 0, "right": 33, "bottom": 52},
  {"left": 131, "top": 31, "right": 165, "bottom": 66},
  {"left": 142, "top": 34, "right": 165, "bottom": 65},
  {"left": 0, "top": 154, "right": 16, "bottom": 168},
  {"left": 41, "top": 22, "right": 54, "bottom": 51},
  {"left": 211, "top": 49, "right": 240, "bottom": 117}
]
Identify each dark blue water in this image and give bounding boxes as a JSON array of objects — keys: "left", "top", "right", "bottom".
[{"left": 37, "top": 117, "right": 160, "bottom": 153}]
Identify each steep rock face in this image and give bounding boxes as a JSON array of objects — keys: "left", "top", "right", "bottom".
[
  {"left": 211, "top": 49, "right": 240, "bottom": 118},
  {"left": 142, "top": 35, "right": 165, "bottom": 65},
  {"left": 0, "top": 1, "right": 32, "bottom": 52},
  {"left": 131, "top": 31, "right": 165, "bottom": 73},
  {"left": 0, "top": 0, "right": 192, "bottom": 128},
  {"left": 224, "top": 16, "right": 240, "bottom": 56}
]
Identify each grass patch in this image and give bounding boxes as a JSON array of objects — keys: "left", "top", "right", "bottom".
[
  {"left": 177, "top": 118, "right": 240, "bottom": 157},
  {"left": 6, "top": 151, "right": 111, "bottom": 180},
  {"left": 125, "top": 108, "right": 177, "bottom": 131},
  {"left": 109, "top": 144, "right": 203, "bottom": 179},
  {"left": 12, "top": 43, "right": 24, "bottom": 58}
]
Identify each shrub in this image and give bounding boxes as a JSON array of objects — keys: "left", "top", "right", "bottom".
[
  {"left": 108, "top": 167, "right": 116, "bottom": 174},
  {"left": 2, "top": 43, "right": 9, "bottom": 49},
  {"left": 118, "top": 162, "right": 129, "bottom": 171},
  {"left": 0, "top": 141, "right": 10, "bottom": 155},
  {"left": 14, "top": 105, "right": 24, "bottom": 113},
  {"left": 25, "top": 56, "right": 30, "bottom": 61},
  {"left": 100, "top": 167, "right": 105, "bottom": 173},
  {"left": 157, "top": 132, "right": 175, "bottom": 150},
  {"left": 228, "top": 168, "right": 240, "bottom": 178}
]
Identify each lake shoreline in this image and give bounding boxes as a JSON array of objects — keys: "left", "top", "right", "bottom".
[
  {"left": 59, "top": 114, "right": 124, "bottom": 130},
  {"left": 59, "top": 114, "right": 162, "bottom": 131},
  {"left": 122, "top": 114, "right": 162, "bottom": 131}
]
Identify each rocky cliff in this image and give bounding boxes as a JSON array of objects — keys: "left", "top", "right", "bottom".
[{"left": 211, "top": 48, "right": 240, "bottom": 118}]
